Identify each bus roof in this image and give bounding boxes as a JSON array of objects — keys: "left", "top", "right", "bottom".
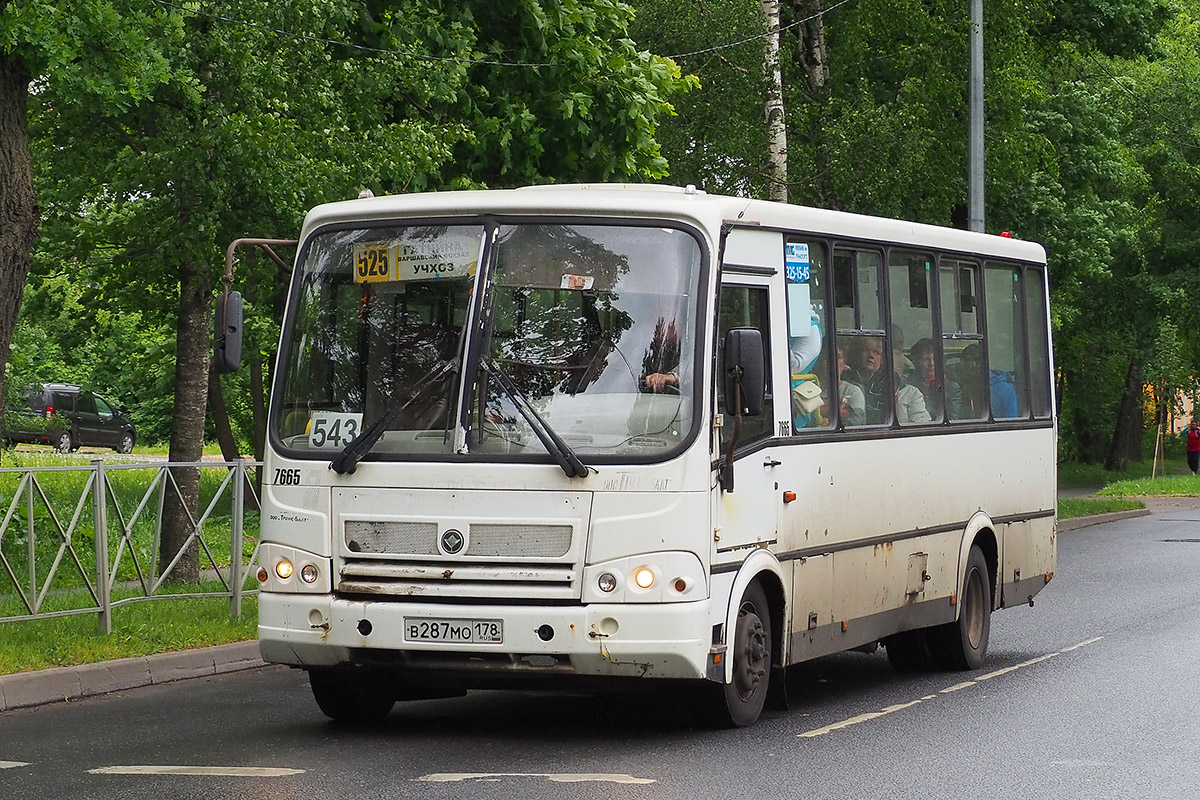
[{"left": 300, "top": 184, "right": 1047, "bottom": 264}]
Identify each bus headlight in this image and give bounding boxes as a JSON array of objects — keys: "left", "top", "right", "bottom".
[
  {"left": 633, "top": 567, "right": 655, "bottom": 589},
  {"left": 258, "top": 544, "right": 331, "bottom": 593},
  {"left": 582, "top": 552, "right": 705, "bottom": 603}
]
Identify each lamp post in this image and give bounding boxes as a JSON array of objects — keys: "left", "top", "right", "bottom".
[{"left": 968, "top": 0, "right": 985, "bottom": 232}]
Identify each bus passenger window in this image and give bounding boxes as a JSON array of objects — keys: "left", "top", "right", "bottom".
[
  {"left": 1025, "top": 267, "right": 1052, "bottom": 418},
  {"left": 985, "top": 264, "right": 1028, "bottom": 420},
  {"left": 785, "top": 239, "right": 831, "bottom": 432},
  {"left": 835, "top": 247, "right": 890, "bottom": 426},
  {"left": 941, "top": 259, "right": 986, "bottom": 422},
  {"left": 890, "top": 251, "right": 939, "bottom": 424}
]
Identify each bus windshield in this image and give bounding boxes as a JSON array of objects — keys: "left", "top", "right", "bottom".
[{"left": 274, "top": 221, "right": 703, "bottom": 461}]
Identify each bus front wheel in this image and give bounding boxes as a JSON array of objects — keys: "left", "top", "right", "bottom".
[
  {"left": 308, "top": 668, "right": 395, "bottom": 724},
  {"left": 706, "top": 581, "right": 772, "bottom": 728},
  {"left": 930, "top": 544, "right": 992, "bottom": 670}
]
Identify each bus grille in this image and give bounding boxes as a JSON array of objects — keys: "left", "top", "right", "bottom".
[
  {"left": 344, "top": 521, "right": 572, "bottom": 558},
  {"left": 337, "top": 560, "right": 578, "bottom": 600},
  {"left": 339, "top": 520, "right": 577, "bottom": 600}
]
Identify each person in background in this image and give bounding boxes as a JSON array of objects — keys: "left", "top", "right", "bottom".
[{"left": 1187, "top": 420, "right": 1200, "bottom": 475}]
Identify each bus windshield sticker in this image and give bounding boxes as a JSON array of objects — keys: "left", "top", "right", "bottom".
[
  {"left": 396, "top": 241, "right": 474, "bottom": 282},
  {"left": 785, "top": 242, "right": 810, "bottom": 283},
  {"left": 309, "top": 412, "right": 363, "bottom": 450},
  {"left": 788, "top": 282, "right": 813, "bottom": 332},
  {"left": 560, "top": 274, "right": 595, "bottom": 290}
]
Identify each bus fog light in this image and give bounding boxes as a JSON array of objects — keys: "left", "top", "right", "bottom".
[
  {"left": 633, "top": 567, "right": 655, "bottom": 589},
  {"left": 300, "top": 564, "right": 319, "bottom": 584},
  {"left": 275, "top": 559, "right": 294, "bottom": 580},
  {"left": 598, "top": 572, "right": 617, "bottom": 593}
]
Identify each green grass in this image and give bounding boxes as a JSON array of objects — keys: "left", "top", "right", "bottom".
[
  {"left": 0, "top": 593, "right": 257, "bottom": 675},
  {"left": 1058, "top": 457, "right": 1190, "bottom": 488},
  {"left": 1058, "top": 497, "right": 1144, "bottom": 519},
  {"left": 1096, "top": 473, "right": 1200, "bottom": 497}
]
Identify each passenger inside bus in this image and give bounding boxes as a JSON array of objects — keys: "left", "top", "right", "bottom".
[
  {"left": 892, "top": 337, "right": 931, "bottom": 425},
  {"left": 907, "top": 338, "right": 963, "bottom": 422},
  {"left": 844, "top": 336, "right": 889, "bottom": 424},
  {"left": 834, "top": 341, "right": 865, "bottom": 427}
]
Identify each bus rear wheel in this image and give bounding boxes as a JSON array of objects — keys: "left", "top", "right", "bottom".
[
  {"left": 706, "top": 582, "right": 772, "bottom": 728},
  {"left": 308, "top": 668, "right": 395, "bottom": 724},
  {"left": 929, "top": 544, "right": 991, "bottom": 670}
]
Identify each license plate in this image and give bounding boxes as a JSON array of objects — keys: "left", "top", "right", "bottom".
[{"left": 404, "top": 617, "right": 503, "bottom": 644}]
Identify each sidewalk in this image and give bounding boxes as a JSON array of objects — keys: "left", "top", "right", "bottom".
[{"left": 0, "top": 640, "right": 266, "bottom": 712}]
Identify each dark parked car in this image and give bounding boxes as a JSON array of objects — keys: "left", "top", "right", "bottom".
[{"left": 4, "top": 383, "right": 137, "bottom": 454}]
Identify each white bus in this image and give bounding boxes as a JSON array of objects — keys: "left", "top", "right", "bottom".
[{"left": 231, "top": 184, "right": 1056, "bottom": 727}]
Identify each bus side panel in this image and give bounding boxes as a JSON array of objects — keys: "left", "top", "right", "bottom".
[{"left": 1000, "top": 517, "right": 1057, "bottom": 608}]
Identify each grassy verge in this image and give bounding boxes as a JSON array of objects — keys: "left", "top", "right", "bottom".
[
  {"left": 0, "top": 594, "right": 257, "bottom": 675},
  {"left": 1058, "top": 457, "right": 1190, "bottom": 487},
  {"left": 1058, "top": 497, "right": 1144, "bottom": 519},
  {"left": 1096, "top": 474, "right": 1200, "bottom": 497}
]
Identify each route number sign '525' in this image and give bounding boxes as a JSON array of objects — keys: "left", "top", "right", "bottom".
[{"left": 355, "top": 244, "right": 392, "bottom": 283}]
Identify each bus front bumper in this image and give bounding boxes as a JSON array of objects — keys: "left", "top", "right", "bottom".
[{"left": 258, "top": 592, "right": 715, "bottom": 682}]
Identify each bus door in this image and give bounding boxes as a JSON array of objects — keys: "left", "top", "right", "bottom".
[{"left": 713, "top": 232, "right": 788, "bottom": 557}]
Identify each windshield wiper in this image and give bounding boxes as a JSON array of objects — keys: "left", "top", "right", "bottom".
[
  {"left": 483, "top": 357, "right": 589, "bottom": 479},
  {"left": 329, "top": 359, "right": 458, "bottom": 475}
]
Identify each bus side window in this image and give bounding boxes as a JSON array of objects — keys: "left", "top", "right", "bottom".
[
  {"left": 890, "top": 251, "right": 937, "bottom": 424},
  {"left": 941, "top": 260, "right": 987, "bottom": 421},
  {"left": 717, "top": 285, "right": 772, "bottom": 447},
  {"left": 835, "top": 248, "right": 890, "bottom": 426},
  {"left": 1025, "top": 267, "right": 1052, "bottom": 418},
  {"left": 985, "top": 263, "right": 1028, "bottom": 420},
  {"left": 785, "top": 239, "right": 831, "bottom": 432}
]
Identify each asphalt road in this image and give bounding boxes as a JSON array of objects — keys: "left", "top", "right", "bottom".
[{"left": 3, "top": 508, "right": 1199, "bottom": 800}]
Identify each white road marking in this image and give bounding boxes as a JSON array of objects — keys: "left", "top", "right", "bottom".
[
  {"left": 88, "top": 766, "right": 305, "bottom": 777},
  {"left": 797, "top": 637, "right": 1103, "bottom": 739},
  {"left": 1, "top": 761, "right": 31, "bottom": 769},
  {"left": 417, "top": 773, "right": 655, "bottom": 785},
  {"left": 1059, "top": 636, "right": 1104, "bottom": 653}
]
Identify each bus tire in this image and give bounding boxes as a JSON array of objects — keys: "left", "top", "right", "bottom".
[
  {"left": 930, "top": 544, "right": 991, "bottom": 670},
  {"left": 706, "top": 581, "right": 772, "bottom": 728},
  {"left": 308, "top": 668, "right": 395, "bottom": 724}
]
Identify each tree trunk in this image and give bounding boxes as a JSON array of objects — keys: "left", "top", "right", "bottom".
[
  {"left": 160, "top": 259, "right": 212, "bottom": 582},
  {"left": 0, "top": 52, "right": 38, "bottom": 437},
  {"left": 790, "top": 0, "right": 829, "bottom": 94},
  {"left": 760, "top": 0, "right": 788, "bottom": 203},
  {"left": 1105, "top": 357, "right": 1144, "bottom": 472}
]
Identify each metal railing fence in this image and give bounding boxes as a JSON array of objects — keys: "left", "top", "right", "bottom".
[{"left": 0, "top": 459, "right": 262, "bottom": 634}]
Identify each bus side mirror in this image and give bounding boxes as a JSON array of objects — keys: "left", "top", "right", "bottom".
[
  {"left": 213, "top": 291, "right": 243, "bottom": 373},
  {"left": 723, "top": 327, "right": 765, "bottom": 416}
]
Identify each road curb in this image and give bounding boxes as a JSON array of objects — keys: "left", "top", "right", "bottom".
[
  {"left": 1057, "top": 508, "right": 1151, "bottom": 532},
  {"left": 0, "top": 640, "right": 264, "bottom": 712}
]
